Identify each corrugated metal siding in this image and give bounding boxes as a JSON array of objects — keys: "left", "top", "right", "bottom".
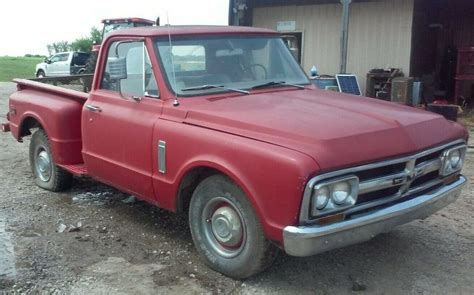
[
  {"left": 252, "top": 0, "right": 414, "bottom": 94},
  {"left": 253, "top": 3, "right": 341, "bottom": 78}
]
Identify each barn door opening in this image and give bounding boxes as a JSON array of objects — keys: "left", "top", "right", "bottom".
[{"left": 282, "top": 32, "right": 303, "bottom": 64}]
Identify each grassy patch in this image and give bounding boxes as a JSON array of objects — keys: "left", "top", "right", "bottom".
[{"left": 0, "top": 56, "right": 43, "bottom": 82}]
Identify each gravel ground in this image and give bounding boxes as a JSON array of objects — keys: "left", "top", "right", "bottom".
[{"left": 0, "top": 81, "right": 473, "bottom": 294}]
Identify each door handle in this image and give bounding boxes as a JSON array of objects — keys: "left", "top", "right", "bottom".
[{"left": 85, "top": 105, "right": 102, "bottom": 113}]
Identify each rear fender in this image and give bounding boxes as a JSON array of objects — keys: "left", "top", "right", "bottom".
[
  {"left": 9, "top": 89, "right": 84, "bottom": 165},
  {"left": 17, "top": 112, "right": 46, "bottom": 138}
]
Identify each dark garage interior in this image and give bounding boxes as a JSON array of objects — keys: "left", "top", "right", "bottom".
[{"left": 410, "top": 0, "right": 474, "bottom": 106}]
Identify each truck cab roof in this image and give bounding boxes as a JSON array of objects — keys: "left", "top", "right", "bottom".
[{"left": 107, "top": 25, "right": 279, "bottom": 38}]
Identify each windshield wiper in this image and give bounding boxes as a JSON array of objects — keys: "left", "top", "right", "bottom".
[
  {"left": 251, "top": 81, "right": 306, "bottom": 90},
  {"left": 181, "top": 84, "right": 249, "bottom": 95}
]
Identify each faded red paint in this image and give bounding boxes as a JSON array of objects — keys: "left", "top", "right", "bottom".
[{"left": 3, "top": 26, "right": 468, "bottom": 245}]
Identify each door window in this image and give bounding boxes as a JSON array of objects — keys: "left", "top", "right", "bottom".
[
  {"left": 52, "top": 53, "right": 69, "bottom": 63},
  {"left": 101, "top": 41, "right": 159, "bottom": 98},
  {"left": 50, "top": 53, "right": 69, "bottom": 63},
  {"left": 49, "top": 55, "right": 60, "bottom": 63}
]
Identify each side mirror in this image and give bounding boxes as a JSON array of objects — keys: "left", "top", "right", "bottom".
[
  {"left": 107, "top": 57, "right": 133, "bottom": 100},
  {"left": 44, "top": 58, "right": 51, "bottom": 64},
  {"left": 108, "top": 57, "right": 127, "bottom": 80}
]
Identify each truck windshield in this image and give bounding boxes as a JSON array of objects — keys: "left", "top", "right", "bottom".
[{"left": 156, "top": 35, "right": 310, "bottom": 96}]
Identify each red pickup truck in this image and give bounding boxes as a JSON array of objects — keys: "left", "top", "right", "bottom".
[{"left": 2, "top": 26, "right": 468, "bottom": 279}]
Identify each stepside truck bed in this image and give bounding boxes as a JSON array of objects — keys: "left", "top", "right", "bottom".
[{"left": 6, "top": 79, "right": 87, "bottom": 167}]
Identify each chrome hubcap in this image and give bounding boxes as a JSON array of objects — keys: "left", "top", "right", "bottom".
[
  {"left": 36, "top": 149, "right": 52, "bottom": 182},
  {"left": 211, "top": 207, "right": 243, "bottom": 247},
  {"left": 202, "top": 197, "right": 246, "bottom": 258}
]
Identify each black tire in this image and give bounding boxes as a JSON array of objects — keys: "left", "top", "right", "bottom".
[
  {"left": 29, "top": 129, "right": 73, "bottom": 191},
  {"left": 36, "top": 70, "right": 45, "bottom": 78},
  {"left": 189, "top": 174, "right": 278, "bottom": 279}
]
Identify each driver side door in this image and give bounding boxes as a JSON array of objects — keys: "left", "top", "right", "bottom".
[
  {"left": 47, "top": 53, "right": 69, "bottom": 76},
  {"left": 82, "top": 39, "right": 162, "bottom": 203}
]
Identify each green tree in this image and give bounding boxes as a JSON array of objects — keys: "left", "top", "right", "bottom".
[
  {"left": 46, "top": 26, "right": 102, "bottom": 54},
  {"left": 46, "top": 41, "right": 71, "bottom": 54},
  {"left": 56, "top": 41, "right": 72, "bottom": 52},
  {"left": 46, "top": 44, "right": 54, "bottom": 55},
  {"left": 90, "top": 27, "right": 102, "bottom": 44},
  {"left": 71, "top": 38, "right": 93, "bottom": 52}
]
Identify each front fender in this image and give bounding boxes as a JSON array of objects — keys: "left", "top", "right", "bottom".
[
  {"left": 35, "top": 63, "right": 46, "bottom": 75},
  {"left": 152, "top": 120, "right": 319, "bottom": 243}
]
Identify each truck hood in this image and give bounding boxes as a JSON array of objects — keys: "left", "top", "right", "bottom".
[{"left": 183, "top": 89, "right": 466, "bottom": 170}]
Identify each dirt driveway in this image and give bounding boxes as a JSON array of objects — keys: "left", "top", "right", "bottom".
[{"left": 0, "top": 81, "right": 473, "bottom": 294}]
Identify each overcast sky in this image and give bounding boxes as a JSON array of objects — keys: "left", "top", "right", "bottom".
[{"left": 0, "top": 0, "right": 229, "bottom": 56}]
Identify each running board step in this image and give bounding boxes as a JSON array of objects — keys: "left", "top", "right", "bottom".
[{"left": 59, "top": 164, "right": 88, "bottom": 176}]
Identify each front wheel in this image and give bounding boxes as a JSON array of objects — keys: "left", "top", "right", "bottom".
[
  {"left": 36, "top": 70, "right": 45, "bottom": 78},
  {"left": 189, "top": 174, "right": 278, "bottom": 279},
  {"left": 29, "top": 129, "right": 72, "bottom": 191}
]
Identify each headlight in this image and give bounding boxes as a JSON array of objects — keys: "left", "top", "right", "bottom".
[
  {"left": 314, "top": 186, "right": 330, "bottom": 210},
  {"left": 332, "top": 182, "right": 351, "bottom": 205},
  {"left": 441, "top": 146, "right": 466, "bottom": 176},
  {"left": 449, "top": 150, "right": 461, "bottom": 168},
  {"left": 311, "top": 176, "right": 359, "bottom": 217}
]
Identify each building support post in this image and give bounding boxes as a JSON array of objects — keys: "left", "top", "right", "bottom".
[
  {"left": 340, "top": 0, "right": 352, "bottom": 74},
  {"left": 229, "top": 0, "right": 249, "bottom": 26}
]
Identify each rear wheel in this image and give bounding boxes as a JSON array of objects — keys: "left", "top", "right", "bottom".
[
  {"left": 29, "top": 129, "right": 72, "bottom": 191},
  {"left": 189, "top": 174, "right": 278, "bottom": 279}
]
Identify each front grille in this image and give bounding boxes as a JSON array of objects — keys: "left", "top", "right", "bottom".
[
  {"left": 356, "top": 186, "right": 401, "bottom": 204},
  {"left": 300, "top": 140, "right": 466, "bottom": 224},
  {"left": 356, "top": 163, "right": 406, "bottom": 182},
  {"left": 354, "top": 150, "right": 444, "bottom": 210},
  {"left": 410, "top": 171, "right": 439, "bottom": 187},
  {"left": 415, "top": 150, "right": 443, "bottom": 165}
]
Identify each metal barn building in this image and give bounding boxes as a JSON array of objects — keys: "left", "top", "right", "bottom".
[{"left": 229, "top": 0, "right": 474, "bottom": 103}]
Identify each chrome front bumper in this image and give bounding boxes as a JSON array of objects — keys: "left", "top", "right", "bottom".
[{"left": 283, "top": 175, "right": 466, "bottom": 257}]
